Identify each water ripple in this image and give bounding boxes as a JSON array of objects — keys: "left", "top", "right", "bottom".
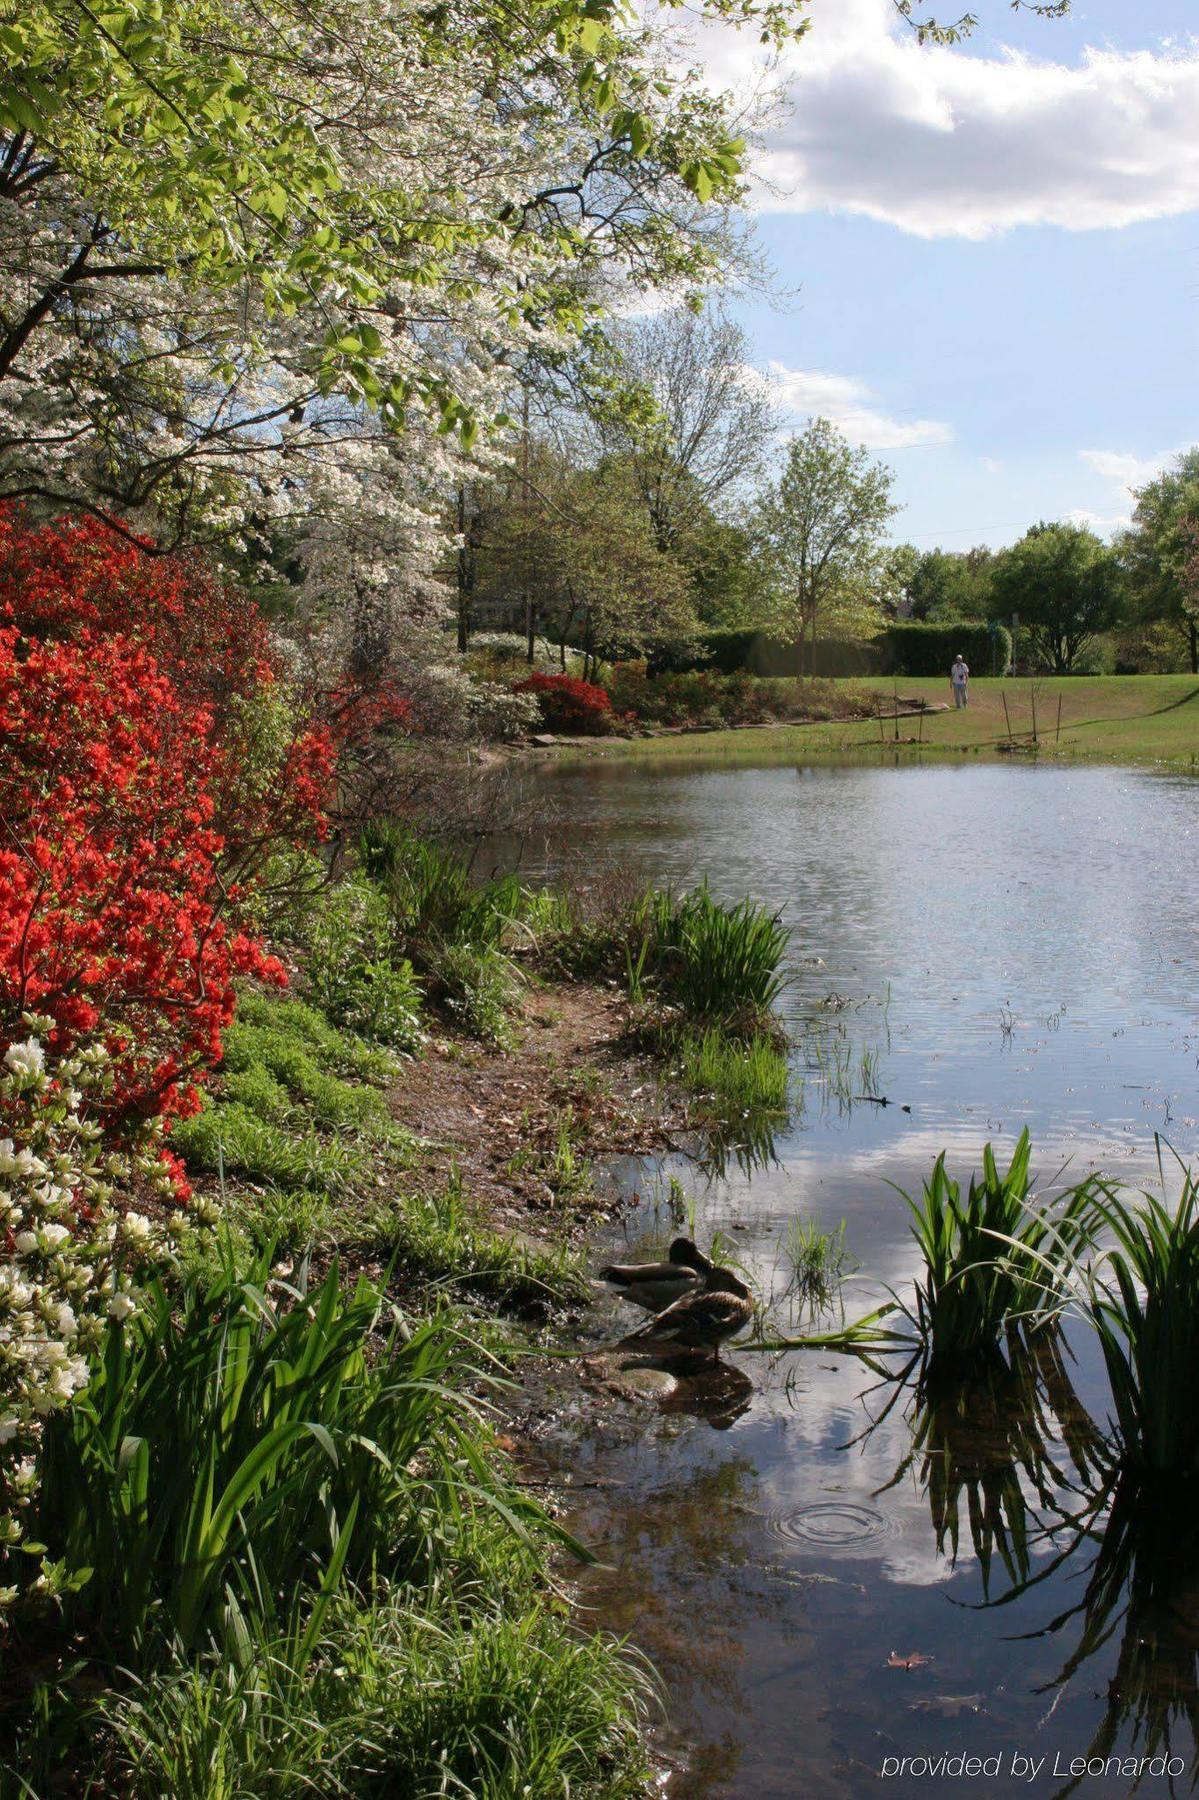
[{"left": 761, "top": 1500, "right": 898, "bottom": 1550}]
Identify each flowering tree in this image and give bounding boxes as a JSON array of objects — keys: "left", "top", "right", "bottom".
[{"left": 0, "top": 0, "right": 772, "bottom": 590}]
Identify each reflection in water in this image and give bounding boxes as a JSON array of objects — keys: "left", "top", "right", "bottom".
[
  {"left": 1026, "top": 1479, "right": 1199, "bottom": 1796},
  {"left": 871, "top": 1334, "right": 1108, "bottom": 1600},
  {"left": 658, "top": 1359, "right": 755, "bottom": 1432},
  {"left": 517, "top": 760, "right": 1199, "bottom": 1796}
]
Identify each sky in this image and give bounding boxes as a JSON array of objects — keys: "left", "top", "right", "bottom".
[{"left": 696, "top": 0, "right": 1199, "bottom": 550}]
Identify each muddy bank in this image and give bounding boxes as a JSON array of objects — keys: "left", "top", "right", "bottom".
[{"left": 386, "top": 979, "right": 691, "bottom": 1238}]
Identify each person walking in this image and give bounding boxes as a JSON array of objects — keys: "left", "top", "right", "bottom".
[{"left": 950, "top": 653, "right": 970, "bottom": 708}]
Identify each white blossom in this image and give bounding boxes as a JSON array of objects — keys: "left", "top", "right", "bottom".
[{"left": 4, "top": 1041, "right": 45, "bottom": 1081}]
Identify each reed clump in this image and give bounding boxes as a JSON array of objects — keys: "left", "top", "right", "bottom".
[
  {"left": 898, "top": 1130, "right": 1099, "bottom": 1373},
  {"left": 1075, "top": 1171, "right": 1199, "bottom": 1477}
]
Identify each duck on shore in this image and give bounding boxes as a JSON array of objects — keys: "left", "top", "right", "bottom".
[
  {"left": 617, "top": 1265, "right": 754, "bottom": 1364},
  {"left": 598, "top": 1236, "right": 712, "bottom": 1314}
]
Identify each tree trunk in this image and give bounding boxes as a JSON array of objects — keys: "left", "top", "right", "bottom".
[
  {"left": 456, "top": 485, "right": 473, "bottom": 653},
  {"left": 1190, "top": 617, "right": 1197, "bottom": 676}
]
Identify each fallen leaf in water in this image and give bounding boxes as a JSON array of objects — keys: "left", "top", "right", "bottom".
[
  {"left": 494, "top": 1434, "right": 518, "bottom": 1454},
  {"left": 887, "top": 1651, "right": 933, "bottom": 1670}
]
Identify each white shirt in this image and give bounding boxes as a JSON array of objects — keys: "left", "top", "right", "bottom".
[{"left": 951, "top": 660, "right": 969, "bottom": 686}]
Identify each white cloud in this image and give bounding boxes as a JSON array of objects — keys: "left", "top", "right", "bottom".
[
  {"left": 1072, "top": 445, "right": 1180, "bottom": 532},
  {"left": 762, "top": 361, "right": 953, "bottom": 449},
  {"left": 1078, "top": 448, "right": 1174, "bottom": 495},
  {"left": 695, "top": 0, "right": 1199, "bottom": 238}
]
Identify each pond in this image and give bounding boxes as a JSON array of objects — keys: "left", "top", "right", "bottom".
[{"left": 523, "top": 760, "right": 1199, "bottom": 1800}]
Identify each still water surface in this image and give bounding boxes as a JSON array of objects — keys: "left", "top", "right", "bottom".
[{"left": 524, "top": 761, "right": 1199, "bottom": 1800}]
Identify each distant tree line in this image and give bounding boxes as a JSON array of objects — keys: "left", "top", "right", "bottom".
[{"left": 462, "top": 305, "right": 1199, "bottom": 678}]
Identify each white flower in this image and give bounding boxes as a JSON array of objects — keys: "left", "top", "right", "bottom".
[
  {"left": 121, "top": 1213, "right": 152, "bottom": 1245},
  {"left": 0, "top": 1140, "right": 16, "bottom": 1176},
  {"left": 54, "top": 1302, "right": 77, "bottom": 1337},
  {"left": 106, "top": 1293, "right": 136, "bottom": 1322},
  {"left": 40, "top": 1223, "right": 70, "bottom": 1249},
  {"left": 13, "top": 1232, "right": 38, "bottom": 1255},
  {"left": 0, "top": 1417, "right": 18, "bottom": 1444},
  {"left": 4, "top": 1039, "right": 45, "bottom": 1080}
]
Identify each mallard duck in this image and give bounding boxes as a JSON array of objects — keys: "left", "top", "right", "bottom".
[
  {"left": 618, "top": 1265, "right": 753, "bottom": 1363},
  {"left": 598, "top": 1236, "right": 711, "bottom": 1314}
]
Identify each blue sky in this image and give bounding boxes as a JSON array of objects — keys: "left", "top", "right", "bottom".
[{"left": 710, "top": 0, "right": 1199, "bottom": 548}]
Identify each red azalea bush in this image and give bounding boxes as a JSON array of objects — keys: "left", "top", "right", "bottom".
[
  {"left": 0, "top": 508, "right": 334, "bottom": 1134},
  {"left": 512, "top": 671, "right": 613, "bottom": 735}
]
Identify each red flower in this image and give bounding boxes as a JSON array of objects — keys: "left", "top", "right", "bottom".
[{"left": 511, "top": 672, "right": 612, "bottom": 735}]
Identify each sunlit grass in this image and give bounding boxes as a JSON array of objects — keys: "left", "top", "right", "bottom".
[{"left": 675, "top": 1027, "right": 788, "bottom": 1116}]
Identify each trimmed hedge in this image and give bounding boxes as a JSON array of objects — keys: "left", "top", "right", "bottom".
[
  {"left": 654, "top": 620, "right": 1011, "bottom": 680},
  {"left": 656, "top": 631, "right": 883, "bottom": 679},
  {"left": 884, "top": 621, "right": 1011, "bottom": 678}
]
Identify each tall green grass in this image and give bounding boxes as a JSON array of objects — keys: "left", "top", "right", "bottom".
[
  {"left": 101, "top": 1588, "right": 655, "bottom": 1800},
  {"left": 676, "top": 1027, "right": 788, "bottom": 1115},
  {"left": 1072, "top": 1171, "right": 1199, "bottom": 1476},
  {"left": 33, "top": 1257, "right": 555, "bottom": 1659},
  {"left": 899, "top": 1130, "right": 1098, "bottom": 1372},
  {"left": 638, "top": 884, "right": 788, "bottom": 1022}
]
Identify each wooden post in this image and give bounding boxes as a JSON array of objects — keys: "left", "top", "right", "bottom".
[
  {"left": 1002, "top": 692, "right": 1013, "bottom": 743},
  {"left": 877, "top": 698, "right": 886, "bottom": 745},
  {"left": 1056, "top": 694, "right": 1063, "bottom": 744},
  {"left": 893, "top": 680, "right": 900, "bottom": 742},
  {"left": 1030, "top": 684, "right": 1038, "bottom": 746}
]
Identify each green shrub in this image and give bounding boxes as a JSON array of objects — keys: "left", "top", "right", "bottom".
[
  {"left": 637, "top": 884, "right": 788, "bottom": 1022},
  {"left": 101, "top": 1588, "right": 654, "bottom": 1800},
  {"left": 1075, "top": 1173, "right": 1199, "bottom": 1476},
  {"left": 662, "top": 630, "right": 884, "bottom": 679},
  {"left": 361, "top": 825, "right": 521, "bottom": 953},
  {"left": 299, "top": 875, "right": 423, "bottom": 1051},
  {"left": 606, "top": 662, "right": 799, "bottom": 728},
  {"left": 429, "top": 940, "right": 519, "bottom": 1046},
  {"left": 658, "top": 623, "right": 1011, "bottom": 680}
]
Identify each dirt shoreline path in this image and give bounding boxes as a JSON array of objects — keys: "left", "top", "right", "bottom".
[{"left": 386, "top": 980, "right": 689, "bottom": 1244}]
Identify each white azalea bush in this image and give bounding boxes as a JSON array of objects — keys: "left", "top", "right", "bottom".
[{"left": 0, "top": 1019, "right": 211, "bottom": 1617}]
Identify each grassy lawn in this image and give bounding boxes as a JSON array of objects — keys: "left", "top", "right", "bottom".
[{"left": 579, "top": 675, "right": 1199, "bottom": 767}]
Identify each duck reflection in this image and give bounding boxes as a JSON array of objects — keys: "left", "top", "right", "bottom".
[{"left": 659, "top": 1357, "right": 755, "bottom": 1431}]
